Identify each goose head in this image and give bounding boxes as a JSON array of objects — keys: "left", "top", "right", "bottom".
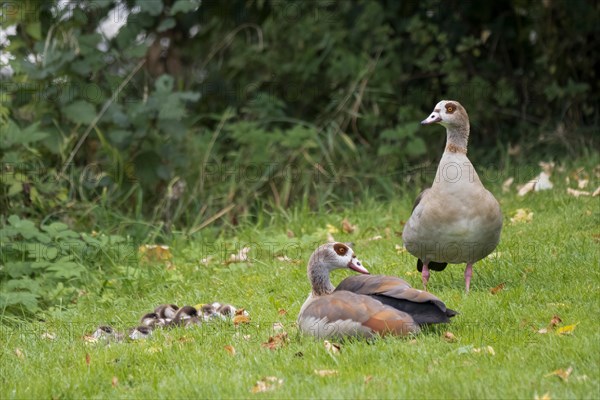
[
  {"left": 172, "top": 305, "right": 201, "bottom": 327},
  {"left": 140, "top": 312, "right": 166, "bottom": 327},
  {"left": 307, "top": 242, "right": 369, "bottom": 296},
  {"left": 129, "top": 325, "right": 152, "bottom": 340},
  {"left": 421, "top": 100, "right": 469, "bottom": 129}
]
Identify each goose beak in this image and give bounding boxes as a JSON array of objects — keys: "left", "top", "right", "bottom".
[
  {"left": 348, "top": 259, "right": 369, "bottom": 274},
  {"left": 421, "top": 113, "right": 441, "bottom": 125}
]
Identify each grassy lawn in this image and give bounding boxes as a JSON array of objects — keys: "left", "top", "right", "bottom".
[{"left": 1, "top": 174, "right": 599, "bottom": 399}]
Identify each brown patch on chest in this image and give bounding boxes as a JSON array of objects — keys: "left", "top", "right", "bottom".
[{"left": 445, "top": 143, "right": 467, "bottom": 154}]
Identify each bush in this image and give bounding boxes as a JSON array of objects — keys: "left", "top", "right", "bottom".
[{"left": 1, "top": 0, "right": 597, "bottom": 231}]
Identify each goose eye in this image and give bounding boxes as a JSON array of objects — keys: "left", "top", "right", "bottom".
[
  {"left": 333, "top": 243, "right": 348, "bottom": 255},
  {"left": 447, "top": 106, "right": 454, "bottom": 112}
]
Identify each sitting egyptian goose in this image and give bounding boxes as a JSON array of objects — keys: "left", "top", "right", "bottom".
[
  {"left": 297, "top": 243, "right": 456, "bottom": 339},
  {"left": 402, "top": 100, "right": 503, "bottom": 292}
]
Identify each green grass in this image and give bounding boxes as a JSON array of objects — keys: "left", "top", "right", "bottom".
[{"left": 1, "top": 177, "right": 599, "bottom": 399}]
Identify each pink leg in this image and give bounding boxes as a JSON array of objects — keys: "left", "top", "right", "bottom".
[
  {"left": 464, "top": 263, "right": 473, "bottom": 293},
  {"left": 422, "top": 264, "right": 430, "bottom": 291}
]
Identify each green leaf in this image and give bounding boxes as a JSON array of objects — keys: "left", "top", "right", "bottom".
[
  {"left": 62, "top": 100, "right": 97, "bottom": 125},
  {"left": 406, "top": 137, "right": 427, "bottom": 155},
  {"left": 170, "top": 0, "right": 200, "bottom": 15},
  {"left": 157, "top": 18, "right": 176, "bottom": 32},
  {"left": 0, "top": 121, "right": 49, "bottom": 148},
  {"left": 25, "top": 22, "right": 42, "bottom": 40},
  {"left": 0, "top": 291, "right": 40, "bottom": 312},
  {"left": 136, "top": 0, "right": 164, "bottom": 16},
  {"left": 41, "top": 222, "right": 80, "bottom": 239},
  {"left": 155, "top": 74, "right": 174, "bottom": 93},
  {"left": 47, "top": 262, "right": 83, "bottom": 279}
]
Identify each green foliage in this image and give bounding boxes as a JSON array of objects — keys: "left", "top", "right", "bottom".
[
  {"left": 0, "top": 215, "right": 133, "bottom": 315},
  {"left": 1, "top": 0, "right": 598, "bottom": 231}
]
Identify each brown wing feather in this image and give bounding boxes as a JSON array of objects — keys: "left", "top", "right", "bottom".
[
  {"left": 335, "top": 275, "right": 457, "bottom": 324},
  {"left": 302, "top": 291, "right": 418, "bottom": 336},
  {"left": 363, "top": 309, "right": 419, "bottom": 336}
]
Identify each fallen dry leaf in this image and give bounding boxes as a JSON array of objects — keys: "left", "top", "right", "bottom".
[
  {"left": 41, "top": 332, "right": 56, "bottom": 340},
  {"left": 83, "top": 335, "right": 98, "bottom": 343},
  {"left": 286, "top": 229, "right": 295, "bottom": 238},
  {"left": 278, "top": 308, "right": 287, "bottom": 316},
  {"left": 443, "top": 331, "right": 457, "bottom": 342},
  {"left": 364, "top": 375, "right": 373, "bottom": 384},
  {"left": 592, "top": 186, "right": 600, "bottom": 197},
  {"left": 537, "top": 328, "right": 548, "bottom": 334},
  {"left": 314, "top": 369, "right": 338, "bottom": 377},
  {"left": 472, "top": 346, "right": 495, "bottom": 355},
  {"left": 233, "top": 332, "right": 252, "bottom": 341},
  {"left": 395, "top": 244, "right": 407, "bottom": 254},
  {"left": 341, "top": 218, "right": 356, "bottom": 233},
  {"left": 577, "top": 178, "right": 589, "bottom": 189},
  {"left": 229, "top": 247, "right": 250, "bottom": 263},
  {"left": 517, "top": 180, "right": 536, "bottom": 196},
  {"left": 251, "top": 376, "right": 283, "bottom": 393},
  {"left": 539, "top": 161, "right": 555, "bottom": 174},
  {"left": 536, "top": 172, "right": 554, "bottom": 191},
  {"left": 490, "top": 282, "right": 505, "bottom": 294},
  {"left": 324, "top": 340, "right": 341, "bottom": 354},
  {"left": 557, "top": 323, "right": 578, "bottom": 335},
  {"left": 146, "top": 346, "right": 162, "bottom": 354},
  {"left": 545, "top": 367, "right": 573, "bottom": 382},
  {"left": 367, "top": 235, "right": 383, "bottom": 241},
  {"left": 224, "top": 345, "right": 236, "bottom": 356},
  {"left": 517, "top": 171, "right": 553, "bottom": 196},
  {"left": 502, "top": 177, "right": 514, "bottom": 192},
  {"left": 510, "top": 208, "right": 533, "bottom": 224},
  {"left": 534, "top": 392, "right": 552, "bottom": 400},
  {"left": 139, "top": 244, "right": 172, "bottom": 262},
  {"left": 567, "top": 188, "right": 590, "bottom": 197},
  {"left": 272, "top": 322, "right": 285, "bottom": 331},
  {"left": 261, "top": 332, "right": 288, "bottom": 350},
  {"left": 326, "top": 224, "right": 339, "bottom": 234},
  {"left": 111, "top": 376, "right": 119, "bottom": 387},
  {"left": 233, "top": 315, "right": 250, "bottom": 326},
  {"left": 14, "top": 348, "right": 24, "bottom": 359},
  {"left": 85, "top": 353, "right": 91, "bottom": 366}
]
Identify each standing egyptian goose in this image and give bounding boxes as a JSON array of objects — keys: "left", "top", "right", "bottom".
[
  {"left": 297, "top": 243, "right": 456, "bottom": 339},
  {"left": 402, "top": 100, "right": 503, "bottom": 292}
]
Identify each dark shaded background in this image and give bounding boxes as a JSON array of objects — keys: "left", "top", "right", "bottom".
[{"left": 2, "top": 0, "right": 598, "bottom": 231}]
